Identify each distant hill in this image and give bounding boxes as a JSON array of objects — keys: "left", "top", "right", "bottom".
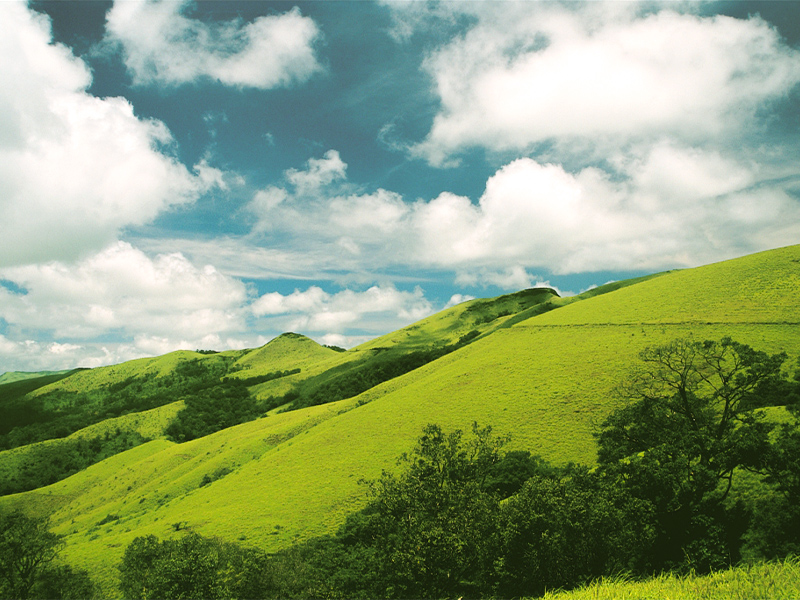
[
  {"left": 0, "top": 244, "right": 799, "bottom": 595},
  {"left": 0, "top": 370, "right": 72, "bottom": 385}
]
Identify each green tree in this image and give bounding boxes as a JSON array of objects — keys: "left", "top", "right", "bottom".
[
  {"left": 494, "top": 467, "right": 655, "bottom": 597},
  {"left": 118, "top": 532, "right": 270, "bottom": 600},
  {"left": 0, "top": 511, "right": 63, "bottom": 599},
  {"left": 31, "top": 564, "right": 96, "bottom": 600},
  {"left": 597, "top": 337, "right": 787, "bottom": 570},
  {"left": 360, "top": 423, "right": 506, "bottom": 598},
  {"left": 748, "top": 373, "right": 800, "bottom": 559}
]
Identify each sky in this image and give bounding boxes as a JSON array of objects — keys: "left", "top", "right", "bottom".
[{"left": 1, "top": 0, "right": 799, "bottom": 373}]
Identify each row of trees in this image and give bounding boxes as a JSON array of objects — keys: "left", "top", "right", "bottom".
[{"left": 0, "top": 429, "right": 146, "bottom": 496}]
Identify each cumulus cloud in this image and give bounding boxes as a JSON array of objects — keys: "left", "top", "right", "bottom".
[
  {"left": 247, "top": 147, "right": 800, "bottom": 279},
  {"left": 0, "top": 242, "right": 248, "bottom": 341},
  {"left": 105, "top": 0, "right": 321, "bottom": 89},
  {"left": 410, "top": 4, "right": 800, "bottom": 164},
  {"left": 455, "top": 267, "right": 534, "bottom": 291},
  {"left": 0, "top": 1, "right": 205, "bottom": 268},
  {"left": 444, "top": 294, "right": 475, "bottom": 309},
  {"left": 286, "top": 150, "right": 348, "bottom": 195},
  {"left": 252, "top": 285, "right": 434, "bottom": 335}
]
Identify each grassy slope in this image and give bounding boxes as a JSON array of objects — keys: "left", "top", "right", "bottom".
[
  {"left": 0, "top": 370, "right": 72, "bottom": 385},
  {"left": 0, "top": 402, "right": 184, "bottom": 486},
  {"left": 27, "top": 350, "right": 243, "bottom": 401},
  {"left": 1, "top": 245, "right": 799, "bottom": 593},
  {"left": 541, "top": 557, "right": 800, "bottom": 600}
]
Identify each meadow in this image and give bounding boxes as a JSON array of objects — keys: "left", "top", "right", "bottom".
[{"left": 541, "top": 557, "right": 800, "bottom": 600}]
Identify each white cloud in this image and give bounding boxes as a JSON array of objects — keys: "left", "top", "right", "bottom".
[
  {"left": 105, "top": 1, "right": 321, "bottom": 89},
  {"left": 426, "top": 152, "right": 800, "bottom": 274},
  {"left": 286, "top": 150, "right": 348, "bottom": 196},
  {"left": 243, "top": 147, "right": 800, "bottom": 283},
  {"left": 252, "top": 285, "right": 434, "bottom": 335},
  {"left": 0, "top": 1, "right": 203, "bottom": 268},
  {"left": 0, "top": 242, "right": 248, "bottom": 340},
  {"left": 411, "top": 4, "right": 800, "bottom": 165},
  {"left": 455, "top": 267, "right": 534, "bottom": 291},
  {"left": 444, "top": 294, "right": 475, "bottom": 309}
]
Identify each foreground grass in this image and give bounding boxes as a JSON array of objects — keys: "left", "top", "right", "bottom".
[{"left": 541, "top": 558, "right": 800, "bottom": 600}]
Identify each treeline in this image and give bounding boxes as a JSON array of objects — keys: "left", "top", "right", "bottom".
[
  {"left": 0, "top": 361, "right": 214, "bottom": 450},
  {"left": 222, "top": 368, "right": 300, "bottom": 387},
  {"left": 0, "top": 429, "right": 146, "bottom": 496},
  {"left": 165, "top": 382, "right": 260, "bottom": 443},
  {"left": 274, "top": 332, "right": 480, "bottom": 412},
  {"left": 164, "top": 368, "right": 302, "bottom": 442},
  {"left": 116, "top": 337, "right": 800, "bottom": 599},
  {"left": 0, "top": 357, "right": 244, "bottom": 451}
]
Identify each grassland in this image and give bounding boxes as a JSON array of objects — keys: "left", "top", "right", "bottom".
[
  {"left": 540, "top": 557, "right": 800, "bottom": 600},
  {"left": 0, "top": 244, "right": 799, "bottom": 594},
  {"left": 0, "top": 370, "right": 73, "bottom": 385}
]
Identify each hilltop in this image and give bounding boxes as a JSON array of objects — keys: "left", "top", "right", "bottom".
[{"left": 0, "top": 244, "right": 799, "bottom": 594}]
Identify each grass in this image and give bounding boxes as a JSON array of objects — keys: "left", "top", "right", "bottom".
[
  {"left": 540, "top": 557, "right": 800, "bottom": 600},
  {"left": 529, "top": 244, "right": 800, "bottom": 327},
  {"left": 0, "top": 401, "right": 184, "bottom": 486},
  {"left": 0, "top": 370, "right": 73, "bottom": 385},
  {"left": 0, "top": 245, "right": 799, "bottom": 594}
]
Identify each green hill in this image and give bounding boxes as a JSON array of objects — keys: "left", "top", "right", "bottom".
[
  {"left": 0, "top": 370, "right": 73, "bottom": 385},
  {"left": 1, "top": 245, "right": 799, "bottom": 594}
]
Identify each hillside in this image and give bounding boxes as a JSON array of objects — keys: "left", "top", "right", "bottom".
[
  {"left": 0, "top": 370, "right": 73, "bottom": 385},
  {"left": 0, "top": 244, "right": 799, "bottom": 594}
]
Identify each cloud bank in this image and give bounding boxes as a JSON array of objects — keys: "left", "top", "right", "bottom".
[
  {"left": 247, "top": 147, "right": 800, "bottom": 279},
  {"left": 411, "top": 4, "right": 800, "bottom": 164}
]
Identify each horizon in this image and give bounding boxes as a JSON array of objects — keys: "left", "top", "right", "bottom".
[{"left": 1, "top": 0, "right": 799, "bottom": 372}]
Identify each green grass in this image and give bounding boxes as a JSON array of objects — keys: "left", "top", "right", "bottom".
[
  {"left": 540, "top": 557, "right": 800, "bottom": 600},
  {"left": 0, "top": 245, "right": 799, "bottom": 594},
  {"left": 355, "top": 287, "right": 560, "bottom": 350},
  {"left": 529, "top": 244, "right": 800, "bottom": 327},
  {"left": 0, "top": 402, "right": 183, "bottom": 482},
  {"left": 0, "top": 370, "right": 73, "bottom": 385}
]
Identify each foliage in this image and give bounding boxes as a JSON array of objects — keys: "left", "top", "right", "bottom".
[
  {"left": 0, "top": 357, "right": 239, "bottom": 451},
  {"left": 0, "top": 429, "right": 147, "bottom": 496},
  {"left": 113, "top": 388, "right": 800, "bottom": 599},
  {"left": 747, "top": 374, "right": 800, "bottom": 560},
  {"left": 483, "top": 449, "right": 560, "bottom": 498},
  {"left": 355, "top": 423, "right": 506, "bottom": 598},
  {"left": 494, "top": 467, "right": 655, "bottom": 598},
  {"left": 165, "top": 380, "right": 261, "bottom": 443},
  {"left": 596, "top": 337, "right": 790, "bottom": 571},
  {"left": 0, "top": 510, "right": 94, "bottom": 599},
  {"left": 118, "top": 533, "right": 268, "bottom": 600},
  {"left": 284, "top": 339, "right": 477, "bottom": 411},
  {"left": 4, "top": 244, "right": 800, "bottom": 592},
  {"left": 199, "top": 467, "right": 231, "bottom": 488},
  {"left": 30, "top": 564, "right": 97, "bottom": 600}
]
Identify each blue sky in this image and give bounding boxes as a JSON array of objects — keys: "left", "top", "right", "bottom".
[{"left": 1, "top": 0, "right": 799, "bottom": 372}]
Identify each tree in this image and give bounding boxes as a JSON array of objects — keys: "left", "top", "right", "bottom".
[
  {"left": 0, "top": 511, "right": 63, "bottom": 599},
  {"left": 748, "top": 372, "right": 800, "bottom": 559},
  {"left": 31, "top": 564, "right": 96, "bottom": 600},
  {"left": 359, "top": 423, "right": 507, "bottom": 598},
  {"left": 494, "top": 467, "right": 655, "bottom": 597},
  {"left": 596, "top": 337, "right": 787, "bottom": 570}
]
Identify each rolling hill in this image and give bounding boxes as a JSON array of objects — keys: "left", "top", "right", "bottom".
[{"left": 1, "top": 244, "right": 799, "bottom": 594}]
